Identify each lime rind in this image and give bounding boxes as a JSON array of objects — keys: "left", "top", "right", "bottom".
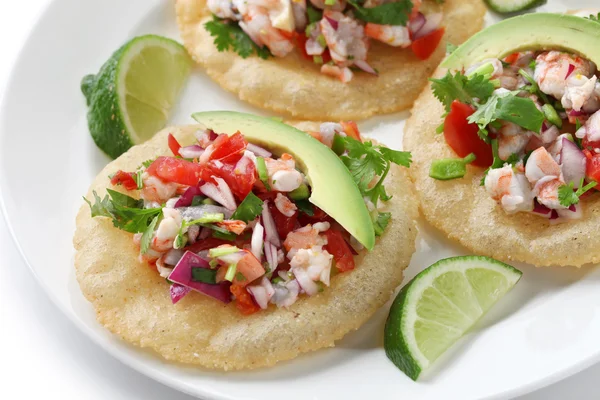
[
  {"left": 384, "top": 256, "right": 522, "bottom": 380},
  {"left": 484, "top": 0, "right": 547, "bottom": 14}
]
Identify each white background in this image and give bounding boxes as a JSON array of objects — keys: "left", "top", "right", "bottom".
[{"left": 0, "top": 1, "right": 598, "bottom": 399}]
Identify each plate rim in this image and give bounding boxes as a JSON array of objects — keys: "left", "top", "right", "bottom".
[{"left": 0, "top": 0, "right": 599, "bottom": 399}]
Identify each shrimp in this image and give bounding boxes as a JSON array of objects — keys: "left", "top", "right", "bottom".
[
  {"left": 275, "top": 193, "right": 298, "bottom": 217},
  {"left": 533, "top": 176, "right": 566, "bottom": 210},
  {"left": 240, "top": 5, "right": 294, "bottom": 57},
  {"left": 484, "top": 165, "right": 534, "bottom": 214},
  {"left": 140, "top": 173, "right": 178, "bottom": 203},
  {"left": 290, "top": 246, "right": 333, "bottom": 286},
  {"left": 575, "top": 109, "right": 600, "bottom": 143},
  {"left": 320, "top": 11, "right": 368, "bottom": 66},
  {"left": 207, "top": 0, "right": 240, "bottom": 20},
  {"left": 151, "top": 208, "right": 183, "bottom": 252},
  {"left": 283, "top": 224, "right": 327, "bottom": 253},
  {"left": 216, "top": 219, "right": 247, "bottom": 235},
  {"left": 525, "top": 147, "right": 563, "bottom": 184},
  {"left": 497, "top": 121, "right": 531, "bottom": 160},
  {"left": 265, "top": 155, "right": 304, "bottom": 192},
  {"left": 364, "top": 23, "right": 411, "bottom": 48},
  {"left": 309, "top": 0, "right": 346, "bottom": 11},
  {"left": 318, "top": 122, "right": 344, "bottom": 146},
  {"left": 540, "top": 125, "right": 560, "bottom": 145},
  {"left": 534, "top": 51, "right": 595, "bottom": 100},
  {"left": 562, "top": 75, "right": 598, "bottom": 112},
  {"left": 320, "top": 64, "right": 353, "bottom": 83}
]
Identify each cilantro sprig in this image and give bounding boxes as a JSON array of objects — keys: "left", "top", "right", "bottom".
[
  {"left": 558, "top": 179, "right": 597, "bottom": 207},
  {"left": 205, "top": 17, "right": 271, "bottom": 59},
  {"left": 430, "top": 71, "right": 495, "bottom": 112},
  {"left": 347, "top": 0, "right": 413, "bottom": 26},
  {"left": 334, "top": 135, "right": 411, "bottom": 236}
]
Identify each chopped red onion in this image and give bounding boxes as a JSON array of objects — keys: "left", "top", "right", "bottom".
[
  {"left": 179, "top": 145, "right": 205, "bottom": 159},
  {"left": 532, "top": 199, "right": 551, "bottom": 216},
  {"left": 247, "top": 277, "right": 275, "bottom": 309},
  {"left": 292, "top": 267, "right": 319, "bottom": 296},
  {"left": 208, "top": 130, "right": 218, "bottom": 141},
  {"left": 569, "top": 109, "right": 586, "bottom": 117},
  {"left": 187, "top": 224, "right": 200, "bottom": 244},
  {"left": 169, "top": 251, "right": 231, "bottom": 303},
  {"left": 235, "top": 154, "right": 253, "bottom": 174},
  {"left": 560, "top": 138, "right": 587, "bottom": 188},
  {"left": 550, "top": 210, "right": 559, "bottom": 220},
  {"left": 354, "top": 60, "right": 378, "bottom": 76},
  {"left": 174, "top": 185, "right": 203, "bottom": 208},
  {"left": 265, "top": 241, "right": 279, "bottom": 272},
  {"left": 246, "top": 143, "right": 272, "bottom": 158},
  {"left": 199, "top": 227, "right": 211, "bottom": 240},
  {"left": 251, "top": 222, "right": 265, "bottom": 260},
  {"left": 261, "top": 201, "right": 281, "bottom": 247},
  {"left": 409, "top": 12, "right": 426, "bottom": 35},
  {"left": 324, "top": 15, "right": 338, "bottom": 30},
  {"left": 170, "top": 284, "right": 191, "bottom": 304},
  {"left": 200, "top": 178, "right": 236, "bottom": 210},
  {"left": 414, "top": 13, "right": 442, "bottom": 40},
  {"left": 565, "top": 64, "right": 575, "bottom": 79}
]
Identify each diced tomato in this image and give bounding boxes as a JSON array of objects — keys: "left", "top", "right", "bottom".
[
  {"left": 582, "top": 136, "right": 600, "bottom": 152},
  {"left": 203, "top": 158, "right": 256, "bottom": 200},
  {"left": 147, "top": 156, "right": 204, "bottom": 186},
  {"left": 269, "top": 201, "right": 298, "bottom": 239},
  {"left": 230, "top": 284, "right": 261, "bottom": 315},
  {"left": 234, "top": 252, "right": 265, "bottom": 286},
  {"left": 323, "top": 229, "right": 355, "bottom": 272},
  {"left": 411, "top": 27, "right": 445, "bottom": 61},
  {"left": 586, "top": 152, "right": 600, "bottom": 183},
  {"left": 210, "top": 132, "right": 247, "bottom": 163},
  {"left": 444, "top": 101, "right": 493, "bottom": 168},
  {"left": 504, "top": 52, "right": 520, "bottom": 65},
  {"left": 168, "top": 133, "right": 182, "bottom": 157},
  {"left": 110, "top": 170, "right": 138, "bottom": 191},
  {"left": 340, "top": 121, "right": 361, "bottom": 142},
  {"left": 298, "top": 205, "right": 331, "bottom": 226}
]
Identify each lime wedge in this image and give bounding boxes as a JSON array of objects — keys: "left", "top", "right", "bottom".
[
  {"left": 484, "top": 0, "right": 546, "bottom": 14},
  {"left": 384, "top": 256, "right": 522, "bottom": 380},
  {"left": 82, "top": 35, "right": 192, "bottom": 159}
]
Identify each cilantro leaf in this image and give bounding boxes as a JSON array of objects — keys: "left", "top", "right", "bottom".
[
  {"left": 84, "top": 190, "right": 161, "bottom": 234},
  {"left": 295, "top": 199, "right": 314, "bottom": 216},
  {"left": 230, "top": 192, "right": 264, "bottom": 222},
  {"left": 373, "top": 211, "right": 391, "bottom": 237},
  {"left": 347, "top": 0, "right": 413, "bottom": 26},
  {"left": 306, "top": 5, "right": 322, "bottom": 24},
  {"left": 204, "top": 17, "right": 271, "bottom": 60},
  {"left": 558, "top": 180, "right": 598, "bottom": 207},
  {"left": 430, "top": 71, "right": 495, "bottom": 112},
  {"left": 141, "top": 214, "right": 160, "bottom": 254},
  {"left": 141, "top": 158, "right": 156, "bottom": 169},
  {"left": 468, "top": 91, "right": 544, "bottom": 136},
  {"left": 378, "top": 146, "right": 412, "bottom": 167}
]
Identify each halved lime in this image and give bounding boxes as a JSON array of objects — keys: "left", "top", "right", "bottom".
[
  {"left": 484, "top": 0, "right": 546, "bottom": 14},
  {"left": 384, "top": 256, "right": 522, "bottom": 380},
  {"left": 82, "top": 35, "right": 192, "bottom": 159}
]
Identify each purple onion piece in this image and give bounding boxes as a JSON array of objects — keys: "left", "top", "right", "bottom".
[
  {"left": 170, "top": 284, "right": 191, "bottom": 304},
  {"left": 174, "top": 185, "right": 203, "bottom": 208}
]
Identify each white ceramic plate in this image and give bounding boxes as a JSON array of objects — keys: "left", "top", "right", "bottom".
[{"left": 1, "top": 0, "right": 599, "bottom": 399}]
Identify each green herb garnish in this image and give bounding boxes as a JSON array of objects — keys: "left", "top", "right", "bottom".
[
  {"left": 558, "top": 179, "right": 597, "bottom": 207},
  {"left": 347, "top": 0, "right": 413, "bottom": 26},
  {"left": 230, "top": 192, "right": 263, "bottom": 222},
  {"left": 191, "top": 267, "right": 217, "bottom": 284},
  {"left": 205, "top": 16, "right": 271, "bottom": 59},
  {"left": 430, "top": 71, "right": 495, "bottom": 112}
]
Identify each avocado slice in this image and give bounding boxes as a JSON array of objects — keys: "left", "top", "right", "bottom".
[
  {"left": 192, "top": 111, "right": 376, "bottom": 250},
  {"left": 443, "top": 13, "right": 600, "bottom": 70}
]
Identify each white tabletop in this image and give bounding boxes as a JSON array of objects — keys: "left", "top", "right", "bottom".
[{"left": 0, "top": 1, "right": 598, "bottom": 399}]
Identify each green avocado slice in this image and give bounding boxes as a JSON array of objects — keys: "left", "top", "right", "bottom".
[
  {"left": 443, "top": 13, "right": 600, "bottom": 70},
  {"left": 192, "top": 111, "right": 376, "bottom": 250}
]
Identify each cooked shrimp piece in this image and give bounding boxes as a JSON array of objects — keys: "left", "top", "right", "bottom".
[
  {"left": 320, "top": 11, "right": 368, "bottom": 65},
  {"left": 575, "top": 109, "right": 600, "bottom": 143},
  {"left": 275, "top": 193, "right": 297, "bottom": 217},
  {"left": 320, "top": 64, "right": 353, "bottom": 83},
  {"left": 534, "top": 51, "right": 595, "bottom": 100},
  {"left": 525, "top": 147, "right": 562, "bottom": 184},
  {"left": 240, "top": 5, "right": 294, "bottom": 57},
  {"left": 364, "top": 23, "right": 411, "bottom": 47},
  {"left": 562, "top": 75, "right": 598, "bottom": 112},
  {"left": 497, "top": 121, "right": 531, "bottom": 160},
  {"left": 265, "top": 156, "right": 304, "bottom": 192},
  {"left": 151, "top": 208, "right": 183, "bottom": 252},
  {"left": 283, "top": 225, "right": 327, "bottom": 252},
  {"left": 140, "top": 173, "right": 178, "bottom": 203},
  {"left": 207, "top": 0, "right": 239, "bottom": 20},
  {"left": 318, "top": 122, "right": 344, "bottom": 146},
  {"left": 533, "top": 176, "right": 566, "bottom": 210},
  {"left": 484, "top": 165, "right": 534, "bottom": 214},
  {"left": 290, "top": 246, "right": 333, "bottom": 286},
  {"left": 216, "top": 219, "right": 247, "bottom": 235},
  {"left": 309, "top": 0, "right": 346, "bottom": 11}
]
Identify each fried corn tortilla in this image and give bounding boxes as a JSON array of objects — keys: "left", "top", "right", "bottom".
[
  {"left": 175, "top": 0, "right": 486, "bottom": 120},
  {"left": 404, "top": 68, "right": 600, "bottom": 268},
  {"left": 74, "top": 123, "right": 418, "bottom": 369}
]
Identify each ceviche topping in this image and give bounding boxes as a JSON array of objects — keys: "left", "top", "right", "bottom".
[
  {"left": 431, "top": 48, "right": 600, "bottom": 223},
  {"left": 85, "top": 124, "right": 411, "bottom": 314},
  {"left": 204, "top": 0, "right": 444, "bottom": 82}
]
